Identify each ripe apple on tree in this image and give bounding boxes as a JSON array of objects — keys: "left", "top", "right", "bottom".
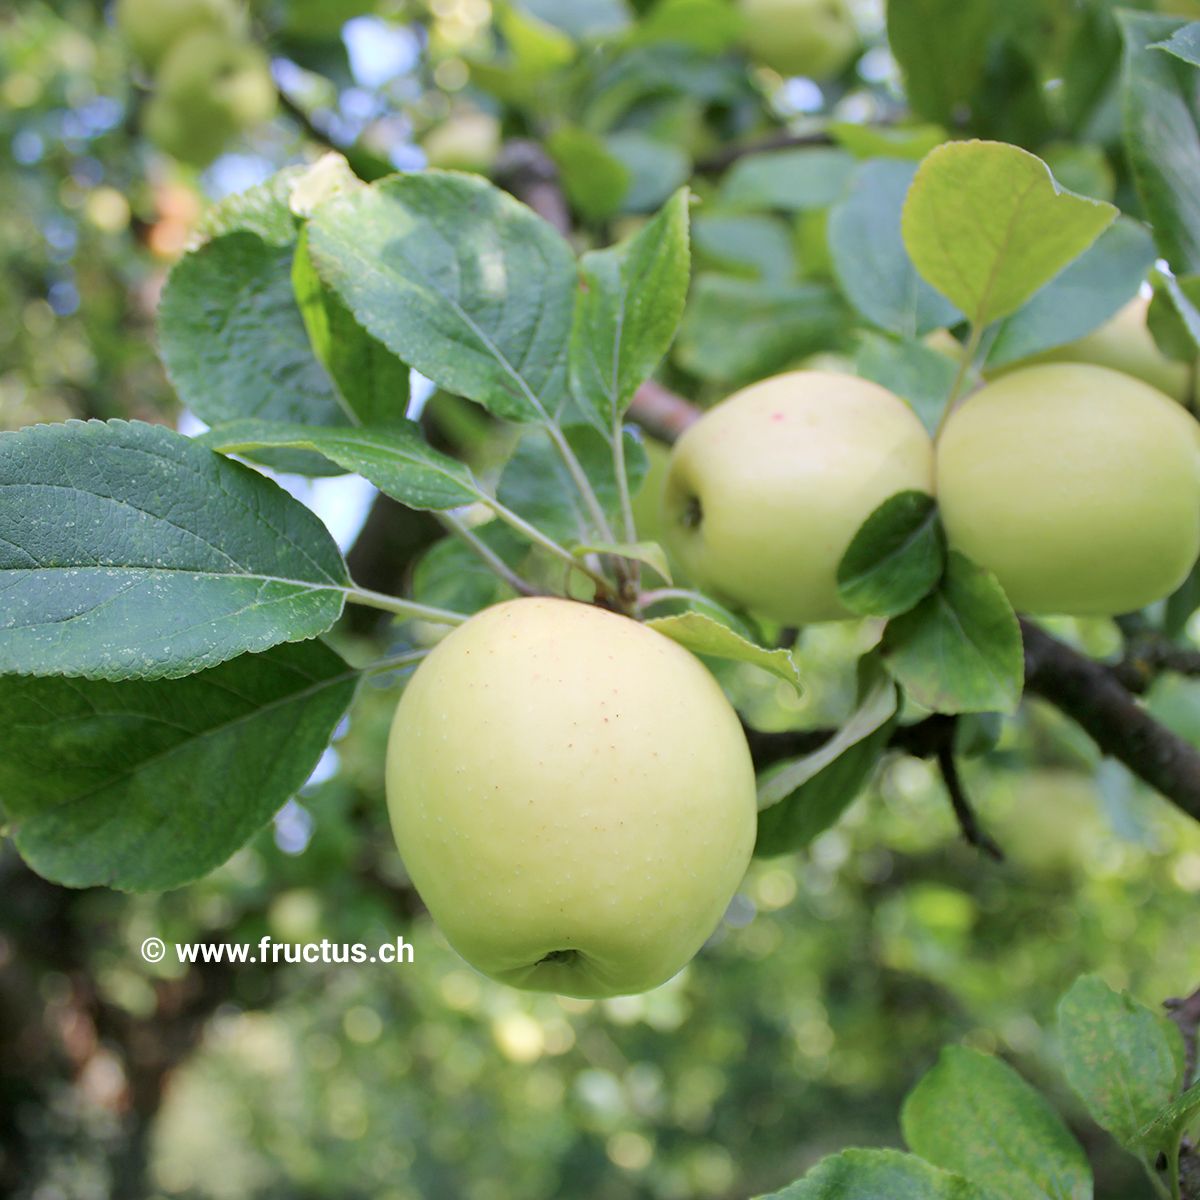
[
  {"left": 661, "top": 371, "right": 935, "bottom": 625},
  {"left": 385, "top": 598, "right": 757, "bottom": 999},
  {"left": 115, "top": 0, "right": 243, "bottom": 70},
  {"left": 936, "top": 363, "right": 1200, "bottom": 616},
  {"left": 738, "top": 0, "right": 859, "bottom": 79}
]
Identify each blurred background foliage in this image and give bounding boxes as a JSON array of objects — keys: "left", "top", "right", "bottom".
[{"left": 2, "top": 0, "right": 1200, "bottom": 1198}]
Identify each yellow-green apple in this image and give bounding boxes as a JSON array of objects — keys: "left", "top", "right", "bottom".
[
  {"left": 1004, "top": 296, "right": 1192, "bottom": 403},
  {"left": 116, "top": 0, "right": 242, "bottom": 70},
  {"left": 661, "top": 371, "right": 935, "bottom": 624},
  {"left": 150, "top": 30, "right": 276, "bottom": 164},
  {"left": 386, "top": 597, "right": 756, "bottom": 998},
  {"left": 739, "top": 0, "right": 859, "bottom": 79},
  {"left": 937, "top": 363, "right": 1200, "bottom": 615},
  {"left": 421, "top": 111, "right": 501, "bottom": 173}
]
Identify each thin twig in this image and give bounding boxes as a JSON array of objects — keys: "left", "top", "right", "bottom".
[
  {"left": 437, "top": 511, "right": 544, "bottom": 597},
  {"left": 935, "top": 743, "right": 1005, "bottom": 861}
]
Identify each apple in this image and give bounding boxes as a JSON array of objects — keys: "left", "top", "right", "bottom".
[
  {"left": 116, "top": 0, "right": 242, "bottom": 70},
  {"left": 149, "top": 30, "right": 276, "bottom": 165},
  {"left": 385, "top": 597, "right": 757, "bottom": 998},
  {"left": 937, "top": 363, "right": 1200, "bottom": 616},
  {"left": 739, "top": 0, "right": 859, "bottom": 80},
  {"left": 421, "top": 111, "right": 502, "bottom": 173},
  {"left": 1002, "top": 297, "right": 1192, "bottom": 404},
  {"left": 661, "top": 371, "right": 935, "bottom": 624},
  {"left": 631, "top": 436, "right": 673, "bottom": 543}
]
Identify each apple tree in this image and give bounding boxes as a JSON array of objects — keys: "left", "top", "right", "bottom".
[{"left": 4, "top": 0, "right": 1200, "bottom": 1196}]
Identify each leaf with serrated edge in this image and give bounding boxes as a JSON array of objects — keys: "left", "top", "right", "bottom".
[
  {"left": 0, "top": 420, "right": 349, "bottom": 680},
  {"left": 306, "top": 171, "right": 577, "bottom": 424},
  {"left": 570, "top": 189, "right": 690, "bottom": 427},
  {"left": 902, "top": 140, "right": 1116, "bottom": 326},
  {"left": 902, "top": 1047, "right": 1092, "bottom": 1200},
  {"left": 576, "top": 541, "right": 672, "bottom": 584},
  {"left": 1058, "top": 975, "right": 1185, "bottom": 1151},
  {"left": 0, "top": 640, "right": 358, "bottom": 891},
  {"left": 202, "top": 420, "right": 478, "bottom": 511},
  {"left": 646, "top": 611, "right": 802, "bottom": 690},
  {"left": 754, "top": 1147, "right": 988, "bottom": 1200},
  {"left": 883, "top": 552, "right": 1023, "bottom": 714},
  {"left": 837, "top": 490, "right": 944, "bottom": 618}
]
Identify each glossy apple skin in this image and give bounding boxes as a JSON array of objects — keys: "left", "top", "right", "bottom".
[
  {"left": 739, "top": 0, "right": 858, "bottom": 79},
  {"left": 937, "top": 363, "right": 1200, "bottom": 616},
  {"left": 386, "top": 598, "right": 756, "bottom": 998},
  {"left": 662, "top": 371, "right": 935, "bottom": 625}
]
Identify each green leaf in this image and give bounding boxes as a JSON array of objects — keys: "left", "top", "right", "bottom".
[
  {"left": 883, "top": 552, "right": 1023, "bottom": 715},
  {"left": 837, "top": 491, "right": 944, "bottom": 618},
  {"left": 1154, "top": 21, "right": 1200, "bottom": 67},
  {"left": 985, "top": 218, "right": 1157, "bottom": 368},
  {"left": 575, "top": 540, "right": 671, "bottom": 583},
  {"left": 1058, "top": 975, "right": 1185, "bottom": 1151},
  {"left": 753, "top": 667, "right": 897, "bottom": 816},
  {"left": 193, "top": 166, "right": 305, "bottom": 247},
  {"left": 306, "top": 171, "right": 577, "bottom": 424},
  {"left": 755, "top": 1148, "right": 987, "bottom": 1200},
  {"left": 0, "top": 640, "right": 357, "bottom": 891},
  {"left": 1120, "top": 11, "right": 1200, "bottom": 273},
  {"left": 158, "top": 231, "right": 349, "bottom": 474},
  {"left": 902, "top": 140, "right": 1117, "bottom": 326},
  {"left": 719, "top": 147, "right": 855, "bottom": 213},
  {"left": 675, "top": 274, "right": 846, "bottom": 384},
  {"left": 886, "top": 0, "right": 993, "bottom": 126},
  {"left": 292, "top": 231, "right": 410, "bottom": 426},
  {"left": 692, "top": 213, "right": 796, "bottom": 283},
  {"left": 1151, "top": 272, "right": 1200, "bottom": 357},
  {"left": 646, "top": 611, "right": 802, "bottom": 690},
  {"left": 498, "top": 0, "right": 576, "bottom": 73},
  {"left": 0, "top": 420, "right": 349, "bottom": 680},
  {"left": 201, "top": 419, "right": 479, "bottom": 511},
  {"left": 605, "top": 131, "right": 691, "bottom": 213},
  {"left": 570, "top": 189, "right": 690, "bottom": 427},
  {"left": 901, "top": 1046, "right": 1092, "bottom": 1200},
  {"left": 521, "top": 0, "right": 630, "bottom": 39},
  {"left": 829, "top": 159, "right": 961, "bottom": 337},
  {"left": 546, "top": 125, "right": 631, "bottom": 222},
  {"left": 854, "top": 331, "right": 958, "bottom": 435},
  {"left": 497, "top": 425, "right": 648, "bottom": 544},
  {"left": 1137, "top": 1080, "right": 1200, "bottom": 1153}
]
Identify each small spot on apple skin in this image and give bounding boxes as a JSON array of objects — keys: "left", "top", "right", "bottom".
[{"left": 770, "top": 411, "right": 786, "bottom": 422}]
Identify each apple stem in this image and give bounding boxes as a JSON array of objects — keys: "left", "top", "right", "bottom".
[{"left": 937, "top": 321, "right": 985, "bottom": 437}]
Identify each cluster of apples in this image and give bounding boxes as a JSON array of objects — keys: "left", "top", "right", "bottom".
[
  {"left": 116, "top": 0, "right": 276, "bottom": 167},
  {"left": 385, "top": 304, "right": 1200, "bottom": 1001},
  {"left": 665, "top": 318, "right": 1200, "bottom": 623}
]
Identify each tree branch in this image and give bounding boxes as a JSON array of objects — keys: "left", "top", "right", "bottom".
[{"left": 936, "top": 741, "right": 1004, "bottom": 861}]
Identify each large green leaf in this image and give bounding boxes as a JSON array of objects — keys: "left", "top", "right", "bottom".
[
  {"left": 0, "top": 640, "right": 358, "bottom": 891},
  {"left": 902, "top": 140, "right": 1117, "bottom": 326},
  {"left": 837, "top": 491, "right": 945, "bottom": 618},
  {"left": 1154, "top": 21, "right": 1200, "bottom": 68},
  {"left": 0, "top": 420, "right": 349, "bottom": 680},
  {"left": 829, "top": 159, "right": 961, "bottom": 338},
  {"left": 546, "top": 125, "right": 631, "bottom": 222},
  {"left": 292, "top": 231, "right": 411, "bottom": 426},
  {"left": 201, "top": 419, "right": 479, "bottom": 511},
  {"left": 902, "top": 1047, "right": 1092, "bottom": 1200},
  {"left": 675, "top": 275, "right": 845, "bottom": 384},
  {"left": 883, "top": 552, "right": 1023, "bottom": 715},
  {"left": 1121, "top": 11, "right": 1200, "bottom": 272},
  {"left": 306, "top": 171, "right": 577, "bottom": 423},
  {"left": 985, "top": 218, "right": 1157, "bottom": 368},
  {"left": 570, "top": 189, "right": 691, "bottom": 427},
  {"left": 1058, "top": 975, "right": 1185, "bottom": 1151},
  {"left": 756, "top": 1148, "right": 986, "bottom": 1200},
  {"left": 886, "top": 0, "right": 993, "bottom": 126},
  {"left": 692, "top": 213, "right": 796, "bottom": 283},
  {"left": 193, "top": 165, "right": 305, "bottom": 247},
  {"left": 158, "top": 231, "right": 349, "bottom": 475}
]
